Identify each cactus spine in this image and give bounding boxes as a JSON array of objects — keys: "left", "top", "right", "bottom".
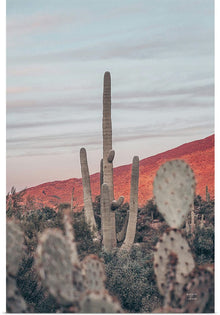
[
  {"left": 121, "top": 156, "right": 139, "bottom": 251},
  {"left": 80, "top": 147, "right": 97, "bottom": 233}
]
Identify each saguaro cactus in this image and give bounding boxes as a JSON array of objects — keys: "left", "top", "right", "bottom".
[
  {"left": 121, "top": 156, "right": 139, "bottom": 251},
  {"left": 100, "top": 183, "right": 113, "bottom": 251},
  {"left": 102, "top": 71, "right": 114, "bottom": 201},
  {"left": 80, "top": 72, "right": 139, "bottom": 252},
  {"left": 80, "top": 147, "right": 97, "bottom": 233}
]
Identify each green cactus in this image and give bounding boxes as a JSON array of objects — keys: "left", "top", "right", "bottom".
[
  {"left": 80, "top": 147, "right": 97, "bottom": 234},
  {"left": 153, "top": 159, "right": 196, "bottom": 228}
]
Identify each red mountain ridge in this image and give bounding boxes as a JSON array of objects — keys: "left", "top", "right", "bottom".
[{"left": 22, "top": 134, "right": 214, "bottom": 211}]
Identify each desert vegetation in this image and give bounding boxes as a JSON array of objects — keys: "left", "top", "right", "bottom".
[{"left": 6, "top": 72, "right": 214, "bottom": 313}]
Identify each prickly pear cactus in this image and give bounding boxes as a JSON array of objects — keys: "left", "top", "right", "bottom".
[
  {"left": 63, "top": 211, "right": 79, "bottom": 265},
  {"left": 35, "top": 229, "right": 75, "bottom": 306},
  {"left": 6, "top": 220, "right": 24, "bottom": 276},
  {"left": 153, "top": 160, "right": 195, "bottom": 228},
  {"left": 79, "top": 291, "right": 122, "bottom": 313},
  {"left": 82, "top": 254, "right": 106, "bottom": 293},
  {"left": 180, "top": 267, "right": 214, "bottom": 313},
  {"left": 154, "top": 229, "right": 195, "bottom": 298}
]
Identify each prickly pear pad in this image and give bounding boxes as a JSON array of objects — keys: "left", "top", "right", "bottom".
[
  {"left": 153, "top": 160, "right": 195, "bottom": 228},
  {"left": 6, "top": 220, "right": 24, "bottom": 276},
  {"left": 82, "top": 254, "right": 106, "bottom": 293},
  {"left": 154, "top": 229, "right": 195, "bottom": 298},
  {"left": 35, "top": 229, "right": 74, "bottom": 306},
  {"left": 180, "top": 267, "right": 214, "bottom": 313}
]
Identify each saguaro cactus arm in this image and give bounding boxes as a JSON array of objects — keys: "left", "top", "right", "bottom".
[
  {"left": 121, "top": 156, "right": 139, "bottom": 251},
  {"left": 111, "top": 196, "right": 124, "bottom": 211},
  {"left": 80, "top": 147, "right": 97, "bottom": 233},
  {"left": 116, "top": 212, "right": 129, "bottom": 242},
  {"left": 107, "top": 150, "right": 115, "bottom": 163}
]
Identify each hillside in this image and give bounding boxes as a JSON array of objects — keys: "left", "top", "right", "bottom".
[{"left": 23, "top": 134, "right": 214, "bottom": 210}]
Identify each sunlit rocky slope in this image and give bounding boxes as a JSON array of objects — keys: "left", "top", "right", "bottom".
[{"left": 23, "top": 134, "right": 214, "bottom": 210}]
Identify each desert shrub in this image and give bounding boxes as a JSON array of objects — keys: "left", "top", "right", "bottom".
[
  {"left": 102, "top": 247, "right": 162, "bottom": 312},
  {"left": 192, "top": 225, "right": 214, "bottom": 264},
  {"left": 142, "top": 199, "right": 164, "bottom": 222},
  {"left": 93, "top": 195, "right": 102, "bottom": 230},
  {"left": 115, "top": 202, "right": 129, "bottom": 234},
  {"left": 72, "top": 211, "right": 101, "bottom": 259}
]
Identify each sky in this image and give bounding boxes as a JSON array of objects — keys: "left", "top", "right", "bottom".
[{"left": 6, "top": 0, "right": 214, "bottom": 193}]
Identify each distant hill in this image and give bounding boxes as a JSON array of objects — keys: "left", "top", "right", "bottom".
[{"left": 23, "top": 134, "right": 214, "bottom": 210}]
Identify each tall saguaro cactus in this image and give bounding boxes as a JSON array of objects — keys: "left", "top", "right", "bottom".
[
  {"left": 121, "top": 156, "right": 139, "bottom": 251},
  {"left": 101, "top": 183, "right": 113, "bottom": 251},
  {"left": 102, "top": 71, "right": 117, "bottom": 247},
  {"left": 102, "top": 71, "right": 114, "bottom": 201},
  {"left": 80, "top": 71, "right": 139, "bottom": 252},
  {"left": 80, "top": 147, "right": 97, "bottom": 233}
]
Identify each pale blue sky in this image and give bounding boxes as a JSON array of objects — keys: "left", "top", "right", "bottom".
[{"left": 6, "top": 0, "right": 214, "bottom": 192}]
